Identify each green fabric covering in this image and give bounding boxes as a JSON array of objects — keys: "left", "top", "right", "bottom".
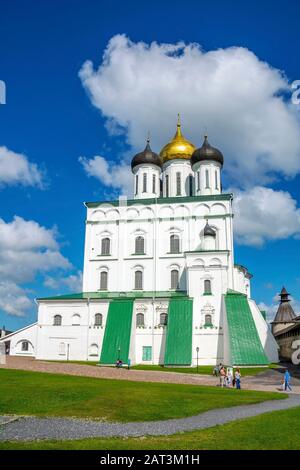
[
  {"left": 100, "top": 300, "right": 133, "bottom": 365},
  {"left": 225, "top": 292, "right": 268, "bottom": 365},
  {"left": 164, "top": 298, "right": 193, "bottom": 366}
]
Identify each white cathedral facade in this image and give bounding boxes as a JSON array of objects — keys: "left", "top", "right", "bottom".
[{"left": 1, "top": 118, "right": 279, "bottom": 366}]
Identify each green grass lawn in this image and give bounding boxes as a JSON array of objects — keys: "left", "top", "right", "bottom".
[
  {"left": 1, "top": 406, "right": 299, "bottom": 450},
  {"left": 0, "top": 369, "right": 284, "bottom": 422},
  {"left": 47, "top": 360, "right": 280, "bottom": 376}
]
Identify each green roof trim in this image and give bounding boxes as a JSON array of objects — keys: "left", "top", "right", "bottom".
[
  {"left": 225, "top": 291, "right": 269, "bottom": 366},
  {"left": 85, "top": 193, "right": 233, "bottom": 208},
  {"left": 37, "top": 290, "right": 189, "bottom": 301}
]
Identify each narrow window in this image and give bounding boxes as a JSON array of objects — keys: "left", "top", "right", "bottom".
[
  {"left": 197, "top": 171, "right": 200, "bottom": 191},
  {"left": 21, "top": 341, "right": 29, "bottom": 352},
  {"left": 101, "top": 238, "right": 110, "bottom": 256},
  {"left": 160, "top": 313, "right": 168, "bottom": 326},
  {"left": 215, "top": 170, "right": 218, "bottom": 190},
  {"left": 189, "top": 175, "right": 193, "bottom": 196},
  {"left": 135, "top": 236, "right": 144, "bottom": 254},
  {"left": 136, "top": 313, "right": 144, "bottom": 326},
  {"left": 171, "top": 269, "right": 179, "bottom": 289},
  {"left": 59, "top": 342, "right": 66, "bottom": 355},
  {"left": 142, "top": 346, "right": 152, "bottom": 361},
  {"left": 135, "top": 175, "right": 138, "bottom": 195},
  {"left": 135, "top": 270, "right": 143, "bottom": 290},
  {"left": 94, "top": 313, "right": 103, "bottom": 326},
  {"left": 165, "top": 175, "right": 169, "bottom": 197},
  {"left": 100, "top": 271, "right": 108, "bottom": 290},
  {"left": 53, "top": 315, "right": 62, "bottom": 326},
  {"left": 143, "top": 173, "right": 147, "bottom": 192},
  {"left": 205, "top": 169, "right": 210, "bottom": 188},
  {"left": 152, "top": 174, "right": 156, "bottom": 194},
  {"left": 170, "top": 234, "right": 180, "bottom": 253},
  {"left": 204, "top": 279, "right": 212, "bottom": 294},
  {"left": 205, "top": 314, "right": 212, "bottom": 325},
  {"left": 176, "top": 172, "right": 181, "bottom": 196}
]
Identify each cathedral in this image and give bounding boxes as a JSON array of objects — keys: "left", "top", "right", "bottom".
[{"left": 1, "top": 117, "right": 279, "bottom": 366}]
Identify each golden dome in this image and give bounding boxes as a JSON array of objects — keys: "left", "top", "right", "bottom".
[{"left": 160, "top": 115, "right": 196, "bottom": 163}]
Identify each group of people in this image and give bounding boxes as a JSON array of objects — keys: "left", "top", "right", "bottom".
[{"left": 213, "top": 363, "right": 242, "bottom": 389}]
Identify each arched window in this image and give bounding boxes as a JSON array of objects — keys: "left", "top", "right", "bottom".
[
  {"left": 143, "top": 173, "right": 147, "bottom": 192},
  {"left": 53, "top": 314, "right": 62, "bottom": 326},
  {"left": 100, "top": 271, "right": 108, "bottom": 290},
  {"left": 176, "top": 172, "right": 181, "bottom": 196},
  {"left": 160, "top": 313, "right": 168, "bottom": 326},
  {"left": 152, "top": 174, "right": 156, "bottom": 193},
  {"left": 204, "top": 279, "right": 212, "bottom": 294},
  {"left": 135, "top": 236, "right": 145, "bottom": 254},
  {"left": 72, "top": 314, "right": 81, "bottom": 325},
  {"left": 94, "top": 313, "right": 103, "bottom": 326},
  {"left": 135, "top": 270, "right": 143, "bottom": 290},
  {"left": 205, "top": 314, "right": 212, "bottom": 325},
  {"left": 189, "top": 175, "right": 193, "bottom": 196},
  {"left": 135, "top": 175, "right": 138, "bottom": 195},
  {"left": 170, "top": 234, "right": 180, "bottom": 253},
  {"left": 21, "top": 341, "right": 29, "bottom": 352},
  {"left": 215, "top": 170, "right": 218, "bottom": 189},
  {"left": 205, "top": 169, "right": 210, "bottom": 188},
  {"left": 101, "top": 237, "right": 110, "bottom": 256},
  {"left": 165, "top": 174, "right": 169, "bottom": 197},
  {"left": 171, "top": 269, "right": 179, "bottom": 290},
  {"left": 136, "top": 312, "right": 144, "bottom": 326}
]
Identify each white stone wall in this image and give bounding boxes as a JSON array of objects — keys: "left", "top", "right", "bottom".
[
  {"left": 83, "top": 198, "right": 235, "bottom": 295},
  {"left": 0, "top": 323, "right": 38, "bottom": 357}
]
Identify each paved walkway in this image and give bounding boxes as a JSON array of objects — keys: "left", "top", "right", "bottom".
[
  {"left": 2, "top": 357, "right": 300, "bottom": 393},
  {"left": 1, "top": 395, "right": 300, "bottom": 441}
]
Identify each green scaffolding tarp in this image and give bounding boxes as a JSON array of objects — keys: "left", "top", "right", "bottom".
[
  {"left": 100, "top": 299, "right": 133, "bottom": 364},
  {"left": 164, "top": 298, "right": 193, "bottom": 365},
  {"left": 225, "top": 291, "right": 268, "bottom": 365}
]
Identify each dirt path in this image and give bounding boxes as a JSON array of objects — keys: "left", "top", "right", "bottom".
[{"left": 2, "top": 356, "right": 300, "bottom": 393}]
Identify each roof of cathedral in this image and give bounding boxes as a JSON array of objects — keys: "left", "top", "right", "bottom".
[
  {"left": 37, "top": 291, "right": 189, "bottom": 301},
  {"left": 131, "top": 138, "right": 162, "bottom": 170},
  {"left": 191, "top": 135, "right": 224, "bottom": 167},
  {"left": 273, "top": 286, "right": 297, "bottom": 323},
  {"left": 159, "top": 115, "right": 196, "bottom": 163}
]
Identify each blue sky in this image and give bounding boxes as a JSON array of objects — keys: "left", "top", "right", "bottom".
[{"left": 1, "top": 0, "right": 300, "bottom": 331}]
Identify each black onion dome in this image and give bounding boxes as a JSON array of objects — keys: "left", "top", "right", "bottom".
[
  {"left": 204, "top": 221, "right": 216, "bottom": 237},
  {"left": 191, "top": 135, "right": 224, "bottom": 167},
  {"left": 131, "top": 139, "right": 162, "bottom": 171}
]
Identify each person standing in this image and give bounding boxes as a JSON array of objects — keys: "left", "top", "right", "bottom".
[
  {"left": 284, "top": 369, "right": 292, "bottom": 392},
  {"left": 235, "top": 368, "right": 241, "bottom": 389},
  {"left": 220, "top": 367, "right": 226, "bottom": 387}
]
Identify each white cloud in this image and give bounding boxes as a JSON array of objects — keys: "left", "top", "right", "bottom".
[
  {"left": 0, "top": 146, "right": 45, "bottom": 188},
  {"left": 0, "top": 282, "right": 32, "bottom": 317},
  {"left": 233, "top": 186, "right": 300, "bottom": 246},
  {"left": 79, "top": 34, "right": 300, "bottom": 188},
  {"left": 44, "top": 270, "right": 83, "bottom": 292},
  {"left": 0, "top": 216, "right": 72, "bottom": 316},
  {"left": 79, "top": 155, "right": 132, "bottom": 195}
]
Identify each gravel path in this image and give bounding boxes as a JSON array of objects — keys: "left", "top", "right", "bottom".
[{"left": 1, "top": 395, "right": 300, "bottom": 441}]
